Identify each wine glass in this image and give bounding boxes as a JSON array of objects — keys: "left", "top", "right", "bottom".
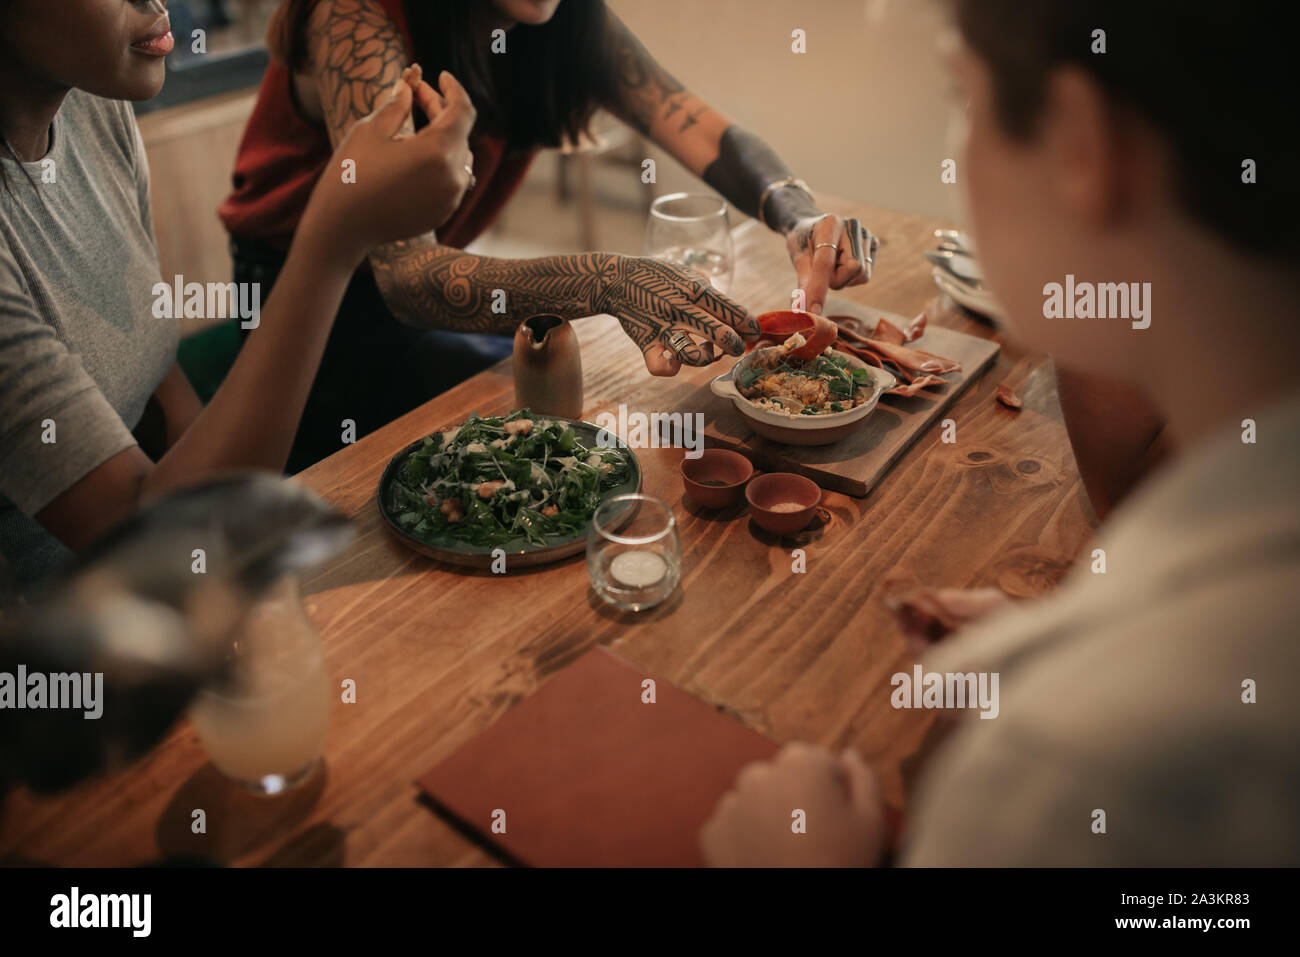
[{"left": 644, "top": 193, "right": 735, "bottom": 296}]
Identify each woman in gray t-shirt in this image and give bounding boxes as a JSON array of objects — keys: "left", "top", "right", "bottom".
[{"left": 0, "top": 0, "right": 475, "bottom": 588}]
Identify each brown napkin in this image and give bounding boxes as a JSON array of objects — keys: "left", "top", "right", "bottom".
[{"left": 417, "top": 647, "right": 777, "bottom": 866}]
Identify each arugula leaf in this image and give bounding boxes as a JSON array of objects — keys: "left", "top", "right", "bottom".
[{"left": 388, "top": 410, "right": 629, "bottom": 550}]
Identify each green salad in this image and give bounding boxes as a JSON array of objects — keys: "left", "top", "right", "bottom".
[{"left": 388, "top": 410, "right": 631, "bottom": 548}]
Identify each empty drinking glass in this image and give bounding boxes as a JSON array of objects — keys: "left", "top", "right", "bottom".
[{"left": 645, "top": 193, "right": 735, "bottom": 296}]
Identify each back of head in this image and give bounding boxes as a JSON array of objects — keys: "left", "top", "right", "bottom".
[{"left": 956, "top": 0, "right": 1298, "bottom": 264}]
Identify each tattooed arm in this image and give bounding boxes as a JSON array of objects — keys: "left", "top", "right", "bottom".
[
  {"left": 602, "top": 12, "right": 879, "bottom": 314},
  {"left": 303, "top": 0, "right": 754, "bottom": 375},
  {"left": 373, "top": 243, "right": 753, "bottom": 371},
  {"left": 602, "top": 15, "right": 812, "bottom": 230},
  {"left": 372, "top": 241, "right": 753, "bottom": 374}
]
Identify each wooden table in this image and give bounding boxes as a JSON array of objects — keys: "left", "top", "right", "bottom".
[{"left": 0, "top": 198, "right": 1096, "bottom": 866}]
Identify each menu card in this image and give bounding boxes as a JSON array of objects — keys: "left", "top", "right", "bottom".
[{"left": 417, "top": 647, "right": 777, "bottom": 866}]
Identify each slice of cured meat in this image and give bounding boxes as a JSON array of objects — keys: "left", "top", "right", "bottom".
[
  {"left": 995, "top": 383, "right": 1023, "bottom": 410},
  {"left": 886, "top": 375, "right": 946, "bottom": 397},
  {"left": 871, "top": 317, "right": 906, "bottom": 346},
  {"left": 754, "top": 310, "right": 838, "bottom": 360},
  {"left": 903, "top": 312, "right": 927, "bottom": 342}
]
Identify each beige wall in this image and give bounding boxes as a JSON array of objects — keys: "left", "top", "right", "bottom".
[
  {"left": 138, "top": 91, "right": 258, "bottom": 338},
  {"left": 610, "top": 0, "right": 960, "bottom": 221},
  {"left": 143, "top": 0, "right": 962, "bottom": 340}
]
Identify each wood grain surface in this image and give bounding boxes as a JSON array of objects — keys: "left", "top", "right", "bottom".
[{"left": 0, "top": 198, "right": 1097, "bottom": 867}]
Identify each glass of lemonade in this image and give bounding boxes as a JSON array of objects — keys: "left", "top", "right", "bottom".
[
  {"left": 587, "top": 494, "right": 681, "bottom": 612},
  {"left": 645, "top": 193, "right": 735, "bottom": 296},
  {"left": 189, "top": 575, "right": 331, "bottom": 795}
]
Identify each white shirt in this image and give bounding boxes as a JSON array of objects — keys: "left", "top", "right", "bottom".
[{"left": 903, "top": 392, "right": 1300, "bottom": 865}]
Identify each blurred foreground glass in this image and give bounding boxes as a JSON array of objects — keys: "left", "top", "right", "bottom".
[
  {"left": 644, "top": 193, "right": 735, "bottom": 296},
  {"left": 189, "top": 576, "right": 330, "bottom": 794},
  {"left": 587, "top": 494, "right": 681, "bottom": 612}
]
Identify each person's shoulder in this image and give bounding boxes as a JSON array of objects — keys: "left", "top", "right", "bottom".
[
  {"left": 59, "top": 89, "right": 140, "bottom": 163},
  {"left": 0, "top": 228, "right": 29, "bottom": 293},
  {"left": 308, "top": 0, "right": 403, "bottom": 32},
  {"left": 978, "top": 555, "right": 1299, "bottom": 777},
  {"left": 304, "top": 0, "right": 407, "bottom": 56},
  {"left": 907, "top": 564, "right": 1300, "bottom": 865}
]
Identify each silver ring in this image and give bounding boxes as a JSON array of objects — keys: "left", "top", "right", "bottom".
[
  {"left": 667, "top": 331, "right": 692, "bottom": 354},
  {"left": 814, "top": 242, "right": 838, "bottom": 251}
]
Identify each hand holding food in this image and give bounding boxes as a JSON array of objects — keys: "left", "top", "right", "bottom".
[
  {"left": 399, "top": 63, "right": 423, "bottom": 92},
  {"left": 591, "top": 256, "right": 759, "bottom": 377},
  {"left": 886, "top": 585, "right": 1014, "bottom": 658},
  {"left": 302, "top": 67, "right": 476, "bottom": 261}
]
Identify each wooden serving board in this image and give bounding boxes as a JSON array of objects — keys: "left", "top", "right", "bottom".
[{"left": 677, "top": 298, "right": 1000, "bottom": 497}]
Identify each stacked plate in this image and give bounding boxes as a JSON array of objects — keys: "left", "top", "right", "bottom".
[{"left": 927, "top": 229, "right": 1004, "bottom": 321}]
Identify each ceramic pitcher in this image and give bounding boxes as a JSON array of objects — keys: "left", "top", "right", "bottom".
[{"left": 513, "top": 315, "right": 584, "bottom": 420}]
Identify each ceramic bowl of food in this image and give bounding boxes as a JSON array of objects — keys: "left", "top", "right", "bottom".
[
  {"left": 709, "top": 346, "right": 896, "bottom": 446},
  {"left": 746, "top": 472, "right": 821, "bottom": 535},
  {"left": 680, "top": 449, "right": 754, "bottom": 508}
]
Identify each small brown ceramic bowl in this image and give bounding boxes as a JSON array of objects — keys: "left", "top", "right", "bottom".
[
  {"left": 681, "top": 449, "right": 754, "bottom": 508},
  {"left": 745, "top": 472, "right": 821, "bottom": 535}
]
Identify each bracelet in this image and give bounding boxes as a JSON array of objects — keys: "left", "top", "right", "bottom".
[{"left": 757, "top": 176, "right": 815, "bottom": 228}]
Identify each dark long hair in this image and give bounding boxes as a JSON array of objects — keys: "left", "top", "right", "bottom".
[{"left": 269, "top": 0, "right": 615, "bottom": 149}]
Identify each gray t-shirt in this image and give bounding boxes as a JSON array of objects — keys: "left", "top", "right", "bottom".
[{"left": 0, "top": 90, "right": 176, "bottom": 588}]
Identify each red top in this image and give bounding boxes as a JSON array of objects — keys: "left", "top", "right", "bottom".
[{"left": 217, "top": 0, "right": 533, "bottom": 251}]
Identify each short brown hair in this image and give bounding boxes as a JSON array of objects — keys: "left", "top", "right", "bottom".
[{"left": 955, "top": 0, "right": 1299, "bottom": 262}]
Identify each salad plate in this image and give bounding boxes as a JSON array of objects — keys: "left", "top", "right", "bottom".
[{"left": 378, "top": 411, "right": 641, "bottom": 569}]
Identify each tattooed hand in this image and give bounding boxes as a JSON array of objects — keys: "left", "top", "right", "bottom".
[
  {"left": 592, "top": 256, "right": 759, "bottom": 377},
  {"left": 599, "top": 14, "right": 878, "bottom": 322},
  {"left": 786, "top": 214, "right": 880, "bottom": 315}
]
